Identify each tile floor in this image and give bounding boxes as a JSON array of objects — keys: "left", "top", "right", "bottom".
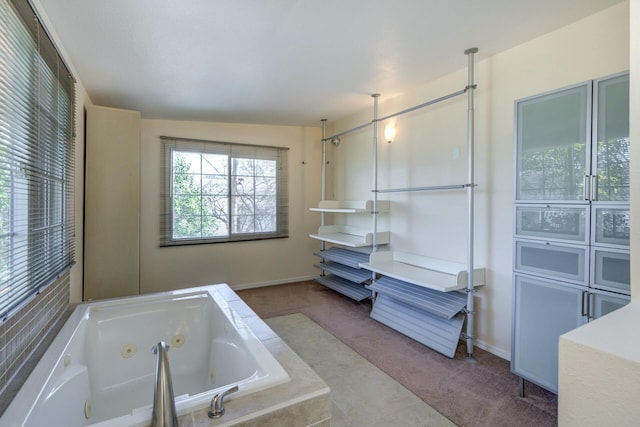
[{"left": 267, "top": 313, "right": 454, "bottom": 426}]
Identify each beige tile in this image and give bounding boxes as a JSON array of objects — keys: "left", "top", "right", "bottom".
[
  {"left": 235, "top": 393, "right": 330, "bottom": 427},
  {"left": 376, "top": 400, "right": 455, "bottom": 427},
  {"left": 308, "top": 418, "right": 331, "bottom": 427},
  {"left": 267, "top": 313, "right": 455, "bottom": 427},
  {"left": 227, "top": 299, "right": 259, "bottom": 318},
  {"left": 241, "top": 315, "right": 279, "bottom": 341}
]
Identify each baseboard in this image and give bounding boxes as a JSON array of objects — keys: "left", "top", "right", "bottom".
[
  {"left": 232, "top": 275, "right": 317, "bottom": 291},
  {"left": 474, "top": 339, "right": 510, "bottom": 361}
]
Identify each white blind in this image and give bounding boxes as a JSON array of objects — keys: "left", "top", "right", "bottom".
[{"left": 0, "top": 0, "right": 76, "bottom": 318}]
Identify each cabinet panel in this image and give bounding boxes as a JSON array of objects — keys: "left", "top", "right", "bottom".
[
  {"left": 512, "top": 274, "right": 586, "bottom": 393},
  {"left": 515, "top": 204, "right": 588, "bottom": 243},
  {"left": 515, "top": 84, "right": 590, "bottom": 201},
  {"left": 590, "top": 289, "right": 630, "bottom": 319},
  {"left": 514, "top": 240, "right": 587, "bottom": 285},
  {"left": 592, "top": 206, "right": 630, "bottom": 247},
  {"left": 591, "top": 248, "right": 630, "bottom": 295},
  {"left": 593, "top": 74, "right": 630, "bottom": 202}
]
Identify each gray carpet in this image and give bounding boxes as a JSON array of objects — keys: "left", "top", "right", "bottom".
[
  {"left": 238, "top": 281, "right": 558, "bottom": 427},
  {"left": 266, "top": 313, "right": 454, "bottom": 427}
]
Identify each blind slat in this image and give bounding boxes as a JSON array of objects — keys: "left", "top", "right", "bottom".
[{"left": 0, "top": 0, "right": 75, "bottom": 320}]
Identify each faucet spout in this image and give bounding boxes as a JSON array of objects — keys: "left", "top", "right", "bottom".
[{"left": 151, "top": 341, "right": 178, "bottom": 427}]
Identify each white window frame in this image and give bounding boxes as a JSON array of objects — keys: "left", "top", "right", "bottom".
[{"left": 160, "top": 137, "right": 289, "bottom": 246}]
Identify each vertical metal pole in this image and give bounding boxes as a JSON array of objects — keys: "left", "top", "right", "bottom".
[
  {"left": 321, "top": 120, "right": 327, "bottom": 210},
  {"left": 371, "top": 94, "right": 380, "bottom": 282},
  {"left": 320, "top": 119, "right": 327, "bottom": 264},
  {"left": 464, "top": 48, "right": 478, "bottom": 361}
]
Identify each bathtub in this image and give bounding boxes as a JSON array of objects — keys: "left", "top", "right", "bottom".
[{"left": 1, "top": 284, "right": 290, "bottom": 427}]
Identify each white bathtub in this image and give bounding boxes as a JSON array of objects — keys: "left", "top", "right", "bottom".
[{"left": 1, "top": 284, "right": 289, "bottom": 427}]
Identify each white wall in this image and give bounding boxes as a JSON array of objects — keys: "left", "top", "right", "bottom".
[
  {"left": 84, "top": 106, "right": 140, "bottom": 300},
  {"left": 330, "top": 2, "right": 629, "bottom": 358},
  {"left": 139, "top": 120, "right": 322, "bottom": 293}
]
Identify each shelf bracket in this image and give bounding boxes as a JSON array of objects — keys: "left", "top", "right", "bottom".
[{"left": 460, "top": 332, "right": 475, "bottom": 341}]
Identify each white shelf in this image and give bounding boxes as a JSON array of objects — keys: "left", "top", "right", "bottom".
[
  {"left": 310, "top": 200, "right": 390, "bottom": 213},
  {"left": 360, "top": 251, "right": 485, "bottom": 292},
  {"left": 309, "top": 225, "right": 390, "bottom": 248}
]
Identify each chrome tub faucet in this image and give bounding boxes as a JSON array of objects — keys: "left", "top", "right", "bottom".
[
  {"left": 208, "top": 384, "right": 239, "bottom": 418},
  {"left": 151, "top": 341, "right": 178, "bottom": 427}
]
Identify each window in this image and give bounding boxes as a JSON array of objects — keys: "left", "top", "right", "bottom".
[
  {"left": 0, "top": 0, "right": 76, "bottom": 319},
  {"left": 161, "top": 137, "right": 288, "bottom": 246}
]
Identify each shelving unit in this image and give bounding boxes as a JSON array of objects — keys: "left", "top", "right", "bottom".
[
  {"left": 309, "top": 201, "right": 386, "bottom": 299},
  {"left": 313, "top": 247, "right": 373, "bottom": 301},
  {"left": 311, "top": 48, "right": 483, "bottom": 360}
]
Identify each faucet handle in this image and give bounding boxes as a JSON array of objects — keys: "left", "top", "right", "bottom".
[{"left": 208, "top": 384, "right": 239, "bottom": 418}]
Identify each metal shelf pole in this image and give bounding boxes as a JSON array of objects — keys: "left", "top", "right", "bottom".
[
  {"left": 323, "top": 121, "right": 373, "bottom": 142},
  {"left": 375, "top": 183, "right": 473, "bottom": 193},
  {"left": 372, "top": 95, "right": 380, "bottom": 250},
  {"left": 377, "top": 88, "right": 467, "bottom": 122},
  {"left": 371, "top": 94, "right": 380, "bottom": 284},
  {"left": 320, "top": 119, "right": 327, "bottom": 267},
  {"left": 464, "top": 47, "right": 478, "bottom": 361}
]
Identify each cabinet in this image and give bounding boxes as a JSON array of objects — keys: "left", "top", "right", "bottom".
[
  {"left": 512, "top": 274, "right": 629, "bottom": 393},
  {"left": 512, "top": 73, "right": 630, "bottom": 394}
]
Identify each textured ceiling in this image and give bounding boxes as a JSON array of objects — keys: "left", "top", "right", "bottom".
[{"left": 37, "top": 0, "right": 625, "bottom": 126}]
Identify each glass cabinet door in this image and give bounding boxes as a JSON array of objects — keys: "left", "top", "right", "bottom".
[
  {"left": 515, "top": 204, "right": 588, "bottom": 243},
  {"left": 512, "top": 274, "right": 587, "bottom": 393},
  {"left": 590, "top": 289, "right": 630, "bottom": 320},
  {"left": 592, "top": 205, "right": 630, "bottom": 247},
  {"left": 514, "top": 239, "right": 588, "bottom": 285},
  {"left": 591, "top": 248, "right": 630, "bottom": 295},
  {"left": 516, "top": 83, "right": 590, "bottom": 201},
  {"left": 593, "top": 73, "right": 630, "bottom": 202}
]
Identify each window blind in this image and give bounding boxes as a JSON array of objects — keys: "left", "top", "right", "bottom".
[
  {"left": 0, "top": 0, "right": 76, "bottom": 319},
  {"left": 160, "top": 136, "right": 288, "bottom": 246}
]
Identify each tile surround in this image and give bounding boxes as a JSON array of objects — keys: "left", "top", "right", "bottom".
[
  {"left": 177, "top": 285, "right": 331, "bottom": 426},
  {"left": 0, "top": 273, "right": 70, "bottom": 410},
  {"left": 0, "top": 282, "right": 330, "bottom": 425}
]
